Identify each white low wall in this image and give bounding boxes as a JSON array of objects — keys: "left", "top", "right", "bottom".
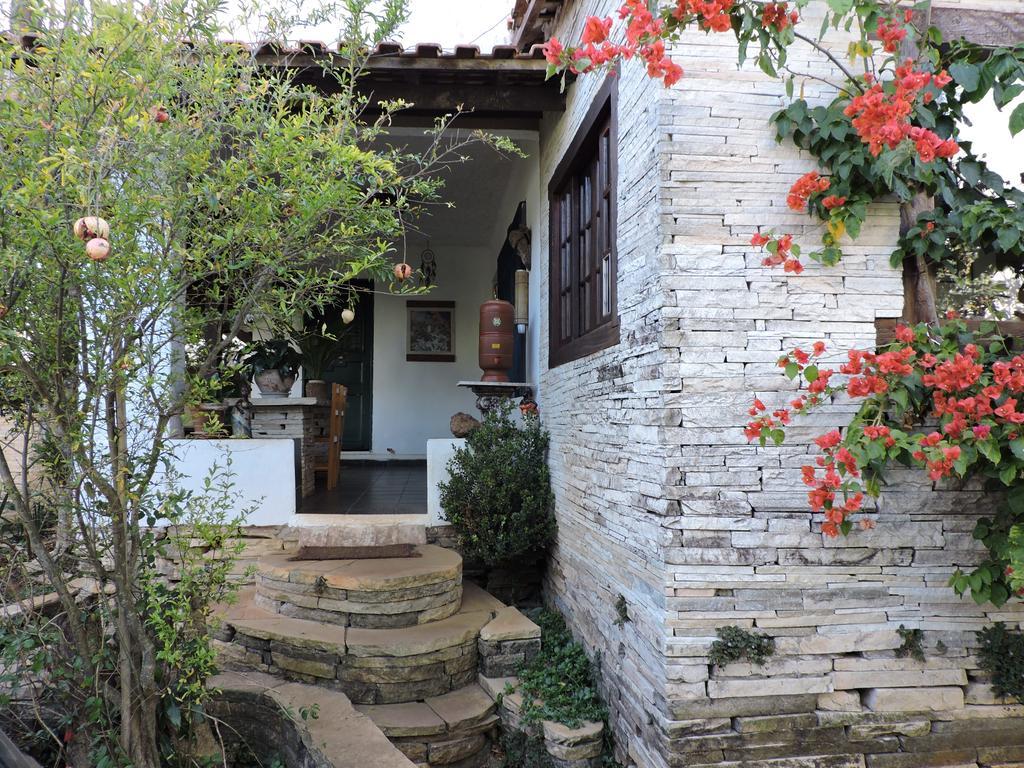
[
  {"left": 426, "top": 437, "right": 464, "bottom": 527},
  {"left": 164, "top": 438, "right": 296, "bottom": 526}
]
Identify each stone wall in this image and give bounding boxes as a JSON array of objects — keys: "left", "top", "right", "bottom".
[
  {"left": 538, "top": 2, "right": 672, "bottom": 765},
  {"left": 538, "top": 2, "right": 1024, "bottom": 767}
]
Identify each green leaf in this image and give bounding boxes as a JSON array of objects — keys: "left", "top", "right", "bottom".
[
  {"left": 804, "top": 365, "right": 819, "bottom": 383},
  {"left": 1010, "top": 439, "right": 1024, "bottom": 461},
  {"left": 1000, "top": 463, "right": 1018, "bottom": 486},
  {"left": 166, "top": 700, "right": 182, "bottom": 729},
  {"left": 1011, "top": 102, "right": 1024, "bottom": 137},
  {"left": 959, "top": 159, "right": 983, "bottom": 187},
  {"left": 785, "top": 362, "right": 799, "bottom": 380},
  {"left": 757, "top": 52, "right": 777, "bottom": 78},
  {"left": 826, "top": 0, "right": 854, "bottom": 13},
  {"left": 978, "top": 439, "right": 1002, "bottom": 466},
  {"left": 990, "top": 582, "right": 1009, "bottom": 607},
  {"left": 997, "top": 226, "right": 1020, "bottom": 252},
  {"left": 949, "top": 62, "right": 981, "bottom": 93}
]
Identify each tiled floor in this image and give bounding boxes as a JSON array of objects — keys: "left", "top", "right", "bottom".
[{"left": 300, "top": 462, "right": 428, "bottom": 515}]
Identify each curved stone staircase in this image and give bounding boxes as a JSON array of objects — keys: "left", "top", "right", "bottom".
[{"left": 214, "top": 540, "right": 535, "bottom": 768}]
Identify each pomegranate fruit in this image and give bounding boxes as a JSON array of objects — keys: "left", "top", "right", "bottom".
[
  {"left": 86, "top": 237, "right": 111, "bottom": 262},
  {"left": 341, "top": 308, "right": 356, "bottom": 324},
  {"left": 393, "top": 262, "right": 413, "bottom": 281},
  {"left": 73, "top": 216, "right": 110, "bottom": 241}
]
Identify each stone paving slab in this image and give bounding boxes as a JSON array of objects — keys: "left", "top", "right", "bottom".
[
  {"left": 259, "top": 545, "right": 460, "bottom": 591},
  {"left": 425, "top": 683, "right": 497, "bottom": 732},
  {"left": 356, "top": 702, "right": 448, "bottom": 738}
]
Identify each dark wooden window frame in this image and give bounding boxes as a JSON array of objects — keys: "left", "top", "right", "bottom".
[{"left": 548, "top": 75, "right": 619, "bottom": 368}]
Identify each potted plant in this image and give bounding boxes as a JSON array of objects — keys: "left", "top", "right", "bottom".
[
  {"left": 295, "top": 330, "right": 344, "bottom": 401},
  {"left": 184, "top": 338, "right": 249, "bottom": 437},
  {"left": 241, "top": 339, "right": 301, "bottom": 398}
]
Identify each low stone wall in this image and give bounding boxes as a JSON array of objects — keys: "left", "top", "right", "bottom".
[
  {"left": 479, "top": 674, "right": 605, "bottom": 768},
  {"left": 217, "top": 612, "right": 480, "bottom": 705},
  {"left": 206, "top": 670, "right": 414, "bottom": 768},
  {"left": 477, "top": 606, "right": 542, "bottom": 677},
  {"left": 155, "top": 524, "right": 293, "bottom": 585}
]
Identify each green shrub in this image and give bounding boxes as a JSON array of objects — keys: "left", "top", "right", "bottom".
[
  {"left": 439, "top": 403, "right": 556, "bottom": 566},
  {"left": 977, "top": 622, "right": 1024, "bottom": 702},
  {"left": 512, "top": 610, "right": 607, "bottom": 729},
  {"left": 708, "top": 625, "right": 775, "bottom": 668}
]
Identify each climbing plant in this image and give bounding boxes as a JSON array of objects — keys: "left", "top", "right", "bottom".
[{"left": 546, "top": 0, "right": 1024, "bottom": 606}]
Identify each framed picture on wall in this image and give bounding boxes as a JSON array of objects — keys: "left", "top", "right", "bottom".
[{"left": 406, "top": 300, "right": 456, "bottom": 362}]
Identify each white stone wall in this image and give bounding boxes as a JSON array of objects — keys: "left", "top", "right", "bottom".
[
  {"left": 540, "top": 2, "right": 1024, "bottom": 767},
  {"left": 538, "top": 2, "right": 671, "bottom": 765}
]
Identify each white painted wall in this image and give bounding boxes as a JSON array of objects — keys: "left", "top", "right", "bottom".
[
  {"left": 369, "top": 138, "right": 540, "bottom": 458},
  {"left": 163, "top": 438, "right": 296, "bottom": 525}
]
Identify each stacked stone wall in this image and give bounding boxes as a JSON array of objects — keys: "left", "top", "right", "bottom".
[
  {"left": 538, "top": 2, "right": 672, "bottom": 766},
  {"left": 655, "top": 2, "right": 1024, "bottom": 766},
  {"left": 540, "top": 1, "right": 1024, "bottom": 767}
]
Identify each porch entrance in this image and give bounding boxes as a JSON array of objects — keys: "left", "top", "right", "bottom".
[
  {"left": 302, "top": 460, "right": 427, "bottom": 515},
  {"left": 307, "top": 281, "right": 373, "bottom": 451}
]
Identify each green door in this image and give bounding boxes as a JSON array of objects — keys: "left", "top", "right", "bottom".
[{"left": 307, "top": 282, "right": 374, "bottom": 451}]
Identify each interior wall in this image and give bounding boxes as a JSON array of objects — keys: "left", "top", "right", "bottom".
[{"left": 369, "top": 138, "right": 540, "bottom": 458}]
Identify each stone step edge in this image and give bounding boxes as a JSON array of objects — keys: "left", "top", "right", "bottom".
[
  {"left": 355, "top": 683, "right": 499, "bottom": 768},
  {"left": 219, "top": 581, "right": 504, "bottom": 657},
  {"left": 256, "top": 545, "right": 461, "bottom": 592},
  {"left": 206, "top": 669, "right": 414, "bottom": 768},
  {"left": 478, "top": 674, "right": 605, "bottom": 764}
]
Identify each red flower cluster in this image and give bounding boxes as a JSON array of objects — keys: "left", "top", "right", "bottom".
[
  {"left": 801, "top": 431, "right": 865, "bottom": 537},
  {"left": 787, "top": 171, "right": 830, "bottom": 212},
  {"left": 822, "top": 195, "right": 846, "bottom": 210},
  {"left": 582, "top": 15, "right": 613, "bottom": 44},
  {"left": 911, "top": 432, "right": 962, "bottom": 481},
  {"left": 761, "top": 2, "right": 798, "bottom": 31},
  {"left": 672, "top": 0, "right": 735, "bottom": 32},
  {"left": 750, "top": 231, "right": 802, "bottom": 274},
  {"left": 844, "top": 61, "right": 958, "bottom": 161},
  {"left": 745, "top": 397, "right": 792, "bottom": 441},
  {"left": 876, "top": 16, "right": 907, "bottom": 53},
  {"left": 619, "top": 0, "right": 684, "bottom": 85}
]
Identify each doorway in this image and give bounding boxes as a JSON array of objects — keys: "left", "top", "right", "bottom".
[{"left": 307, "top": 282, "right": 374, "bottom": 451}]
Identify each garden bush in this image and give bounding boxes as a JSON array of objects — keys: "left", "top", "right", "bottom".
[{"left": 439, "top": 403, "right": 555, "bottom": 566}]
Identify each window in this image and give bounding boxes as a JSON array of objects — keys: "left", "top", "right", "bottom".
[{"left": 548, "top": 78, "right": 618, "bottom": 367}]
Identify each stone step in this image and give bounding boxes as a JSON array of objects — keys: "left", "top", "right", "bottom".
[
  {"left": 206, "top": 670, "right": 414, "bottom": 767},
  {"left": 216, "top": 581, "right": 504, "bottom": 705},
  {"left": 255, "top": 545, "right": 463, "bottom": 628},
  {"left": 356, "top": 682, "right": 498, "bottom": 768}
]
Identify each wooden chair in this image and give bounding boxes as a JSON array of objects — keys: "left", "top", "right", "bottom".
[{"left": 313, "top": 383, "right": 347, "bottom": 490}]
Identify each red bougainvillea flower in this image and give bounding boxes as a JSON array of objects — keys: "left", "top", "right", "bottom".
[
  {"left": 581, "top": 16, "right": 614, "bottom": 44},
  {"left": 812, "top": 341, "right": 826, "bottom": 356},
  {"left": 844, "top": 62, "right": 959, "bottom": 162},
  {"left": 822, "top": 195, "right": 847, "bottom": 210},
  {"left": 895, "top": 324, "right": 915, "bottom": 343},
  {"left": 543, "top": 37, "right": 564, "bottom": 65},
  {"left": 761, "top": 2, "right": 796, "bottom": 31},
  {"left": 787, "top": 171, "right": 830, "bottom": 211},
  {"left": 750, "top": 232, "right": 771, "bottom": 247},
  {"left": 876, "top": 16, "right": 907, "bottom": 53},
  {"left": 673, "top": 0, "right": 735, "bottom": 32}
]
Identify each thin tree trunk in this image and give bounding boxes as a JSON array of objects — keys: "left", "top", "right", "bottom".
[{"left": 900, "top": 192, "right": 940, "bottom": 325}]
